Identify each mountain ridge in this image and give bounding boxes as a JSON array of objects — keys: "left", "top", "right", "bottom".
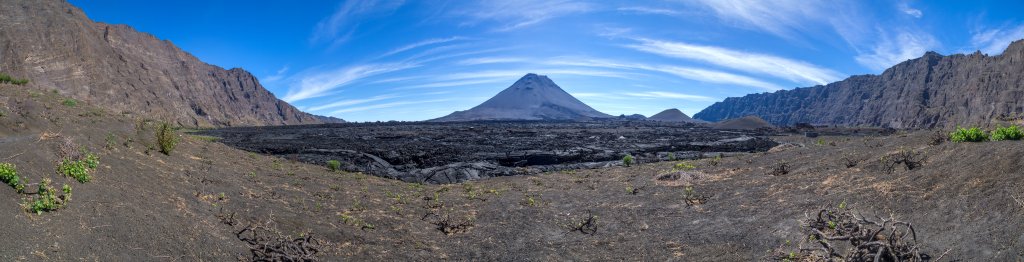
[
  {"left": 694, "top": 39, "right": 1024, "bottom": 128},
  {"left": 0, "top": 0, "right": 339, "bottom": 127}
]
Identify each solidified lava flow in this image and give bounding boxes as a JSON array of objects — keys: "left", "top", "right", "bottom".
[{"left": 200, "top": 121, "right": 778, "bottom": 184}]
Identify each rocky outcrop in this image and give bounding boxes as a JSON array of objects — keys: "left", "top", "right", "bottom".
[
  {"left": 432, "top": 73, "right": 612, "bottom": 121},
  {"left": 0, "top": 0, "right": 339, "bottom": 127},
  {"left": 694, "top": 40, "right": 1024, "bottom": 129}
]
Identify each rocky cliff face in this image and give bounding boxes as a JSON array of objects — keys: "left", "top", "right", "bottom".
[
  {"left": 432, "top": 73, "right": 612, "bottom": 121},
  {"left": 694, "top": 40, "right": 1024, "bottom": 129},
  {"left": 0, "top": 0, "right": 337, "bottom": 127}
]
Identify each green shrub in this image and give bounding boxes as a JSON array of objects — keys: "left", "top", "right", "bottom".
[
  {"left": 62, "top": 99, "right": 77, "bottom": 107},
  {"left": 949, "top": 127, "right": 987, "bottom": 142},
  {"left": 58, "top": 159, "right": 91, "bottom": 183},
  {"left": 29, "top": 179, "right": 70, "bottom": 214},
  {"left": 156, "top": 122, "right": 179, "bottom": 155},
  {"left": 0, "top": 73, "right": 27, "bottom": 85},
  {"left": 326, "top": 160, "right": 341, "bottom": 171},
  {"left": 622, "top": 154, "right": 634, "bottom": 167},
  {"left": 991, "top": 125, "right": 1024, "bottom": 141},
  {"left": 83, "top": 152, "right": 100, "bottom": 169},
  {"left": 0, "top": 163, "right": 24, "bottom": 192}
]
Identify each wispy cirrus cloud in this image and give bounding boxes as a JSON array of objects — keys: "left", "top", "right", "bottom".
[
  {"left": 378, "top": 36, "right": 464, "bottom": 58},
  {"left": 282, "top": 62, "right": 417, "bottom": 102},
  {"left": 261, "top": 66, "right": 289, "bottom": 83},
  {"left": 970, "top": 24, "right": 1024, "bottom": 55},
  {"left": 331, "top": 98, "right": 454, "bottom": 114},
  {"left": 310, "top": 0, "right": 405, "bottom": 47},
  {"left": 854, "top": 30, "right": 938, "bottom": 71},
  {"left": 898, "top": 3, "right": 923, "bottom": 18},
  {"left": 617, "top": 6, "right": 681, "bottom": 16},
  {"left": 456, "top": 56, "right": 528, "bottom": 65},
  {"left": 307, "top": 94, "right": 401, "bottom": 112},
  {"left": 625, "top": 39, "right": 843, "bottom": 85},
  {"left": 455, "top": 0, "right": 594, "bottom": 31},
  {"left": 627, "top": 91, "right": 716, "bottom": 101},
  {"left": 546, "top": 57, "right": 783, "bottom": 91}
]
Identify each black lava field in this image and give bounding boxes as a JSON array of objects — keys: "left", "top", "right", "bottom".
[{"left": 199, "top": 121, "right": 778, "bottom": 183}]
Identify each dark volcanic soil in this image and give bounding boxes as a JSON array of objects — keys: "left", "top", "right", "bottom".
[
  {"left": 199, "top": 121, "right": 778, "bottom": 183},
  {"left": 4, "top": 82, "right": 1024, "bottom": 261}
]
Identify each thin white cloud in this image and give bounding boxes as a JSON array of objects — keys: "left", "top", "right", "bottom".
[
  {"left": 898, "top": 3, "right": 923, "bottom": 18},
  {"left": 456, "top": 0, "right": 593, "bottom": 31},
  {"left": 378, "top": 37, "right": 463, "bottom": 58},
  {"left": 854, "top": 30, "right": 938, "bottom": 71},
  {"left": 545, "top": 57, "right": 783, "bottom": 91},
  {"left": 262, "top": 66, "right": 289, "bottom": 83},
  {"left": 970, "top": 24, "right": 1024, "bottom": 55},
  {"left": 393, "top": 79, "right": 507, "bottom": 90},
  {"left": 627, "top": 39, "right": 843, "bottom": 85},
  {"left": 687, "top": 0, "right": 829, "bottom": 40},
  {"left": 331, "top": 98, "right": 454, "bottom": 114},
  {"left": 626, "top": 91, "right": 716, "bottom": 102},
  {"left": 456, "top": 56, "right": 528, "bottom": 65},
  {"left": 282, "top": 63, "right": 418, "bottom": 102},
  {"left": 307, "top": 94, "right": 401, "bottom": 112},
  {"left": 617, "top": 6, "right": 681, "bottom": 16},
  {"left": 310, "top": 0, "right": 405, "bottom": 46}
]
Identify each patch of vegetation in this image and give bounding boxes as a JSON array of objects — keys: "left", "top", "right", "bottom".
[
  {"left": 766, "top": 162, "right": 790, "bottom": 176},
  {"left": 326, "top": 160, "right": 341, "bottom": 171},
  {"left": 567, "top": 211, "right": 598, "bottom": 235},
  {"left": 949, "top": 126, "right": 987, "bottom": 142},
  {"left": 880, "top": 148, "right": 924, "bottom": 174},
  {"left": 27, "top": 178, "right": 72, "bottom": 214},
  {"left": 339, "top": 212, "right": 375, "bottom": 230},
  {"left": 768, "top": 204, "right": 932, "bottom": 261},
  {"left": 0, "top": 73, "right": 29, "bottom": 85},
  {"left": 622, "top": 154, "right": 634, "bottom": 167},
  {"left": 683, "top": 186, "right": 708, "bottom": 206},
  {"left": 673, "top": 161, "right": 696, "bottom": 170},
  {"left": 626, "top": 183, "right": 647, "bottom": 195},
  {"left": 104, "top": 133, "right": 118, "bottom": 150},
  {"left": 667, "top": 152, "right": 676, "bottom": 161},
  {"left": 61, "top": 98, "right": 77, "bottom": 107},
  {"left": 522, "top": 193, "right": 541, "bottom": 207},
  {"left": 58, "top": 160, "right": 90, "bottom": 183},
  {"left": 156, "top": 122, "right": 179, "bottom": 155},
  {"left": 57, "top": 148, "right": 99, "bottom": 183},
  {"left": 990, "top": 125, "right": 1024, "bottom": 141},
  {"left": 0, "top": 163, "right": 25, "bottom": 193}
]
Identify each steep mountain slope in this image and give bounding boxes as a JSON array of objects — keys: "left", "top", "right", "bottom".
[
  {"left": 648, "top": 108, "right": 695, "bottom": 122},
  {"left": 432, "top": 73, "right": 612, "bottom": 121},
  {"left": 694, "top": 40, "right": 1024, "bottom": 128},
  {"left": 0, "top": 0, "right": 336, "bottom": 127}
]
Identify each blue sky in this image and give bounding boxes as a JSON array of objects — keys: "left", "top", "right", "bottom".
[{"left": 70, "top": 0, "right": 1024, "bottom": 122}]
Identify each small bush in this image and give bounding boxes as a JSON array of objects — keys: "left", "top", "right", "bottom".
[
  {"left": 62, "top": 99, "right": 77, "bottom": 107},
  {"left": 622, "top": 154, "right": 634, "bottom": 167},
  {"left": 673, "top": 162, "right": 696, "bottom": 170},
  {"left": 326, "top": 160, "right": 341, "bottom": 171},
  {"left": 0, "top": 73, "right": 29, "bottom": 85},
  {"left": 58, "top": 159, "right": 91, "bottom": 183},
  {"left": 0, "top": 163, "right": 24, "bottom": 192},
  {"left": 28, "top": 179, "right": 71, "bottom": 214},
  {"left": 950, "top": 126, "right": 987, "bottom": 142},
  {"left": 156, "top": 122, "right": 179, "bottom": 155},
  {"left": 991, "top": 125, "right": 1024, "bottom": 141}
]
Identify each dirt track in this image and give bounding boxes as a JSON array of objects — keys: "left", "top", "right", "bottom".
[{"left": 2, "top": 84, "right": 1024, "bottom": 260}]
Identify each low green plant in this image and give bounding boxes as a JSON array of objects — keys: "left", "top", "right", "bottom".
[
  {"left": 62, "top": 99, "right": 77, "bottom": 107},
  {"left": 156, "top": 122, "right": 179, "bottom": 155},
  {"left": 674, "top": 162, "right": 696, "bottom": 170},
  {"left": 991, "top": 125, "right": 1024, "bottom": 141},
  {"left": 0, "top": 163, "right": 24, "bottom": 192},
  {"left": 326, "top": 160, "right": 341, "bottom": 171},
  {"left": 950, "top": 126, "right": 987, "bottom": 142},
  {"left": 667, "top": 152, "right": 676, "bottom": 161},
  {"left": 622, "top": 154, "right": 634, "bottom": 167},
  {"left": 104, "top": 133, "right": 118, "bottom": 150},
  {"left": 58, "top": 159, "right": 91, "bottom": 183},
  {"left": 28, "top": 178, "right": 71, "bottom": 214},
  {"left": 83, "top": 152, "right": 99, "bottom": 169},
  {"left": 0, "top": 73, "right": 29, "bottom": 85}
]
